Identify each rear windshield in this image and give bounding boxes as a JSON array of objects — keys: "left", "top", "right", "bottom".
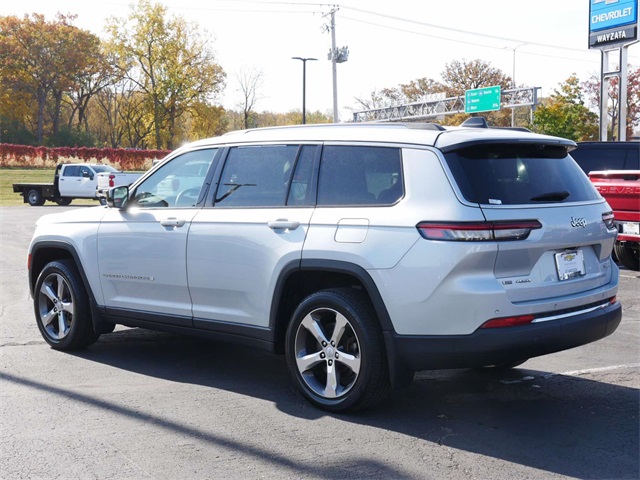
[
  {"left": 93, "top": 165, "right": 118, "bottom": 173},
  {"left": 444, "top": 144, "right": 600, "bottom": 205}
]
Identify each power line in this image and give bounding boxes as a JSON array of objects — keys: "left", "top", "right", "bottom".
[
  {"left": 109, "top": 0, "right": 640, "bottom": 63},
  {"left": 193, "top": 2, "right": 639, "bottom": 61},
  {"left": 342, "top": 5, "right": 593, "bottom": 54},
  {"left": 340, "top": 15, "right": 601, "bottom": 64}
]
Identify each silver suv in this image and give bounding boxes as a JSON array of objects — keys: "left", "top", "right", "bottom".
[{"left": 28, "top": 123, "right": 622, "bottom": 412}]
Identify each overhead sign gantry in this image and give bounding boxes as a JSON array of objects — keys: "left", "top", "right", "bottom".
[{"left": 352, "top": 87, "right": 538, "bottom": 123}]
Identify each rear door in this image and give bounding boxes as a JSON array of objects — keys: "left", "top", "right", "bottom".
[
  {"left": 443, "top": 143, "right": 617, "bottom": 304},
  {"left": 187, "top": 144, "right": 317, "bottom": 329}
]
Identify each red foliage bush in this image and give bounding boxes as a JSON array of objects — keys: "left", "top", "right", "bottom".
[{"left": 0, "top": 143, "right": 171, "bottom": 170}]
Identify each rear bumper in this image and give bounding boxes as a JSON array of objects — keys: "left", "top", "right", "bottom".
[{"left": 385, "top": 301, "right": 622, "bottom": 372}]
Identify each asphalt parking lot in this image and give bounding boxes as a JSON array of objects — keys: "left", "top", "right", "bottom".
[{"left": 1, "top": 206, "right": 638, "bottom": 479}]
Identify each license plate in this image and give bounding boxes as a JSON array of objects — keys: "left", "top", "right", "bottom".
[
  {"left": 555, "top": 250, "right": 586, "bottom": 281},
  {"left": 622, "top": 222, "right": 640, "bottom": 235}
]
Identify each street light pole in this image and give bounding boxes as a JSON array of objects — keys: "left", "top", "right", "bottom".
[{"left": 292, "top": 57, "right": 317, "bottom": 124}]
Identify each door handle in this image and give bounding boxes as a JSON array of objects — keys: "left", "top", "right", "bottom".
[
  {"left": 160, "top": 217, "right": 186, "bottom": 228},
  {"left": 268, "top": 219, "right": 300, "bottom": 230}
]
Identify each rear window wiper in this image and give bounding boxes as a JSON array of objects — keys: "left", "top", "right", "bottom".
[{"left": 530, "top": 191, "right": 570, "bottom": 202}]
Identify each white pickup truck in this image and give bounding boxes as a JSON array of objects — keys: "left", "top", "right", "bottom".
[
  {"left": 95, "top": 171, "right": 143, "bottom": 205},
  {"left": 13, "top": 163, "right": 142, "bottom": 206}
]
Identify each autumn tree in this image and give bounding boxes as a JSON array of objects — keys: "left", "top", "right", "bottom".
[
  {"left": 92, "top": 78, "right": 155, "bottom": 148},
  {"left": 236, "top": 67, "right": 264, "bottom": 129},
  {"left": 532, "top": 74, "right": 598, "bottom": 141},
  {"left": 0, "top": 13, "right": 102, "bottom": 143},
  {"left": 439, "top": 59, "right": 510, "bottom": 96},
  {"left": 65, "top": 45, "right": 115, "bottom": 135},
  {"left": 189, "top": 102, "right": 227, "bottom": 139},
  {"left": 355, "top": 78, "right": 444, "bottom": 110},
  {"left": 106, "top": 0, "right": 225, "bottom": 149},
  {"left": 224, "top": 109, "right": 332, "bottom": 130},
  {"left": 582, "top": 66, "right": 640, "bottom": 140},
  {"left": 354, "top": 59, "right": 513, "bottom": 126},
  {"left": 354, "top": 90, "right": 387, "bottom": 111}
]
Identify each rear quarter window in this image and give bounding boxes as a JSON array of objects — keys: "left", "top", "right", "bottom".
[
  {"left": 444, "top": 143, "right": 600, "bottom": 205},
  {"left": 317, "top": 146, "right": 403, "bottom": 206}
]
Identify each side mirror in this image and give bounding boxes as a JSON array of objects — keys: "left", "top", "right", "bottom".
[{"left": 107, "top": 185, "right": 129, "bottom": 209}]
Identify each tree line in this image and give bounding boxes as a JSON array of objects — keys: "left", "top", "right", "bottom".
[
  {"left": 1, "top": 1, "right": 638, "bottom": 149},
  {"left": 0, "top": 1, "right": 332, "bottom": 150},
  {"left": 355, "top": 58, "right": 640, "bottom": 141}
]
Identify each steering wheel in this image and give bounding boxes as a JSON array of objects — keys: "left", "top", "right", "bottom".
[{"left": 175, "top": 187, "right": 201, "bottom": 207}]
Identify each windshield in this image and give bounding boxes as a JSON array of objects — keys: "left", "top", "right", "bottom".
[
  {"left": 93, "top": 165, "right": 118, "bottom": 173},
  {"left": 443, "top": 144, "right": 600, "bottom": 205}
]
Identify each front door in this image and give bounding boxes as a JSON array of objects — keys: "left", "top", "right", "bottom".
[{"left": 97, "top": 148, "right": 218, "bottom": 326}]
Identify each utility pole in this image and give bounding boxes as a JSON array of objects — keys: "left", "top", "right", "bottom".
[
  {"left": 330, "top": 8, "right": 338, "bottom": 123},
  {"left": 325, "top": 6, "right": 348, "bottom": 123}
]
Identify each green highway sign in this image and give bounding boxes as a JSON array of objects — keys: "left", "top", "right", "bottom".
[{"left": 465, "top": 86, "right": 501, "bottom": 114}]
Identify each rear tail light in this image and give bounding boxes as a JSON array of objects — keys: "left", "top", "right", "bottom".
[
  {"left": 109, "top": 174, "right": 116, "bottom": 187},
  {"left": 602, "top": 211, "right": 615, "bottom": 230},
  {"left": 417, "top": 220, "right": 542, "bottom": 242},
  {"left": 480, "top": 314, "right": 535, "bottom": 329}
]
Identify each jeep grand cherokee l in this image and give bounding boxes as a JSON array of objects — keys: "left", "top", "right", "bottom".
[{"left": 28, "top": 123, "right": 622, "bottom": 412}]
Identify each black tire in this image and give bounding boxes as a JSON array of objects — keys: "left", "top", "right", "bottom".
[
  {"left": 33, "top": 259, "right": 100, "bottom": 350},
  {"left": 56, "top": 198, "right": 72, "bottom": 206},
  {"left": 99, "top": 197, "right": 107, "bottom": 206},
  {"left": 285, "top": 288, "right": 390, "bottom": 412},
  {"left": 27, "top": 189, "right": 45, "bottom": 206},
  {"left": 614, "top": 243, "right": 639, "bottom": 271}
]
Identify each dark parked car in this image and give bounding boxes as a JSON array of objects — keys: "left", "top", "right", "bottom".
[{"left": 570, "top": 141, "right": 639, "bottom": 174}]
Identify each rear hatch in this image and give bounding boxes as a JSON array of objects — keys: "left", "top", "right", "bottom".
[{"left": 442, "top": 142, "right": 617, "bottom": 305}]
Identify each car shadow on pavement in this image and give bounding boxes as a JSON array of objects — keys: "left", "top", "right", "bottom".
[{"left": 56, "top": 328, "right": 640, "bottom": 479}]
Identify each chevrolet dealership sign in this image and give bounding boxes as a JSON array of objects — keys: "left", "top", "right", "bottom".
[{"left": 589, "top": 0, "right": 638, "bottom": 47}]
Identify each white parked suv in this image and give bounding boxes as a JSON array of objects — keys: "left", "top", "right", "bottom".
[{"left": 28, "top": 122, "right": 622, "bottom": 411}]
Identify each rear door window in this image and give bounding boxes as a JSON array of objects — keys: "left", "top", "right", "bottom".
[
  {"left": 444, "top": 144, "right": 600, "bottom": 205},
  {"left": 286, "top": 145, "right": 317, "bottom": 207},
  {"left": 215, "top": 145, "right": 299, "bottom": 207}
]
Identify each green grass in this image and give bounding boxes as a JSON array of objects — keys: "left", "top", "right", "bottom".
[{"left": 0, "top": 168, "right": 98, "bottom": 206}]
